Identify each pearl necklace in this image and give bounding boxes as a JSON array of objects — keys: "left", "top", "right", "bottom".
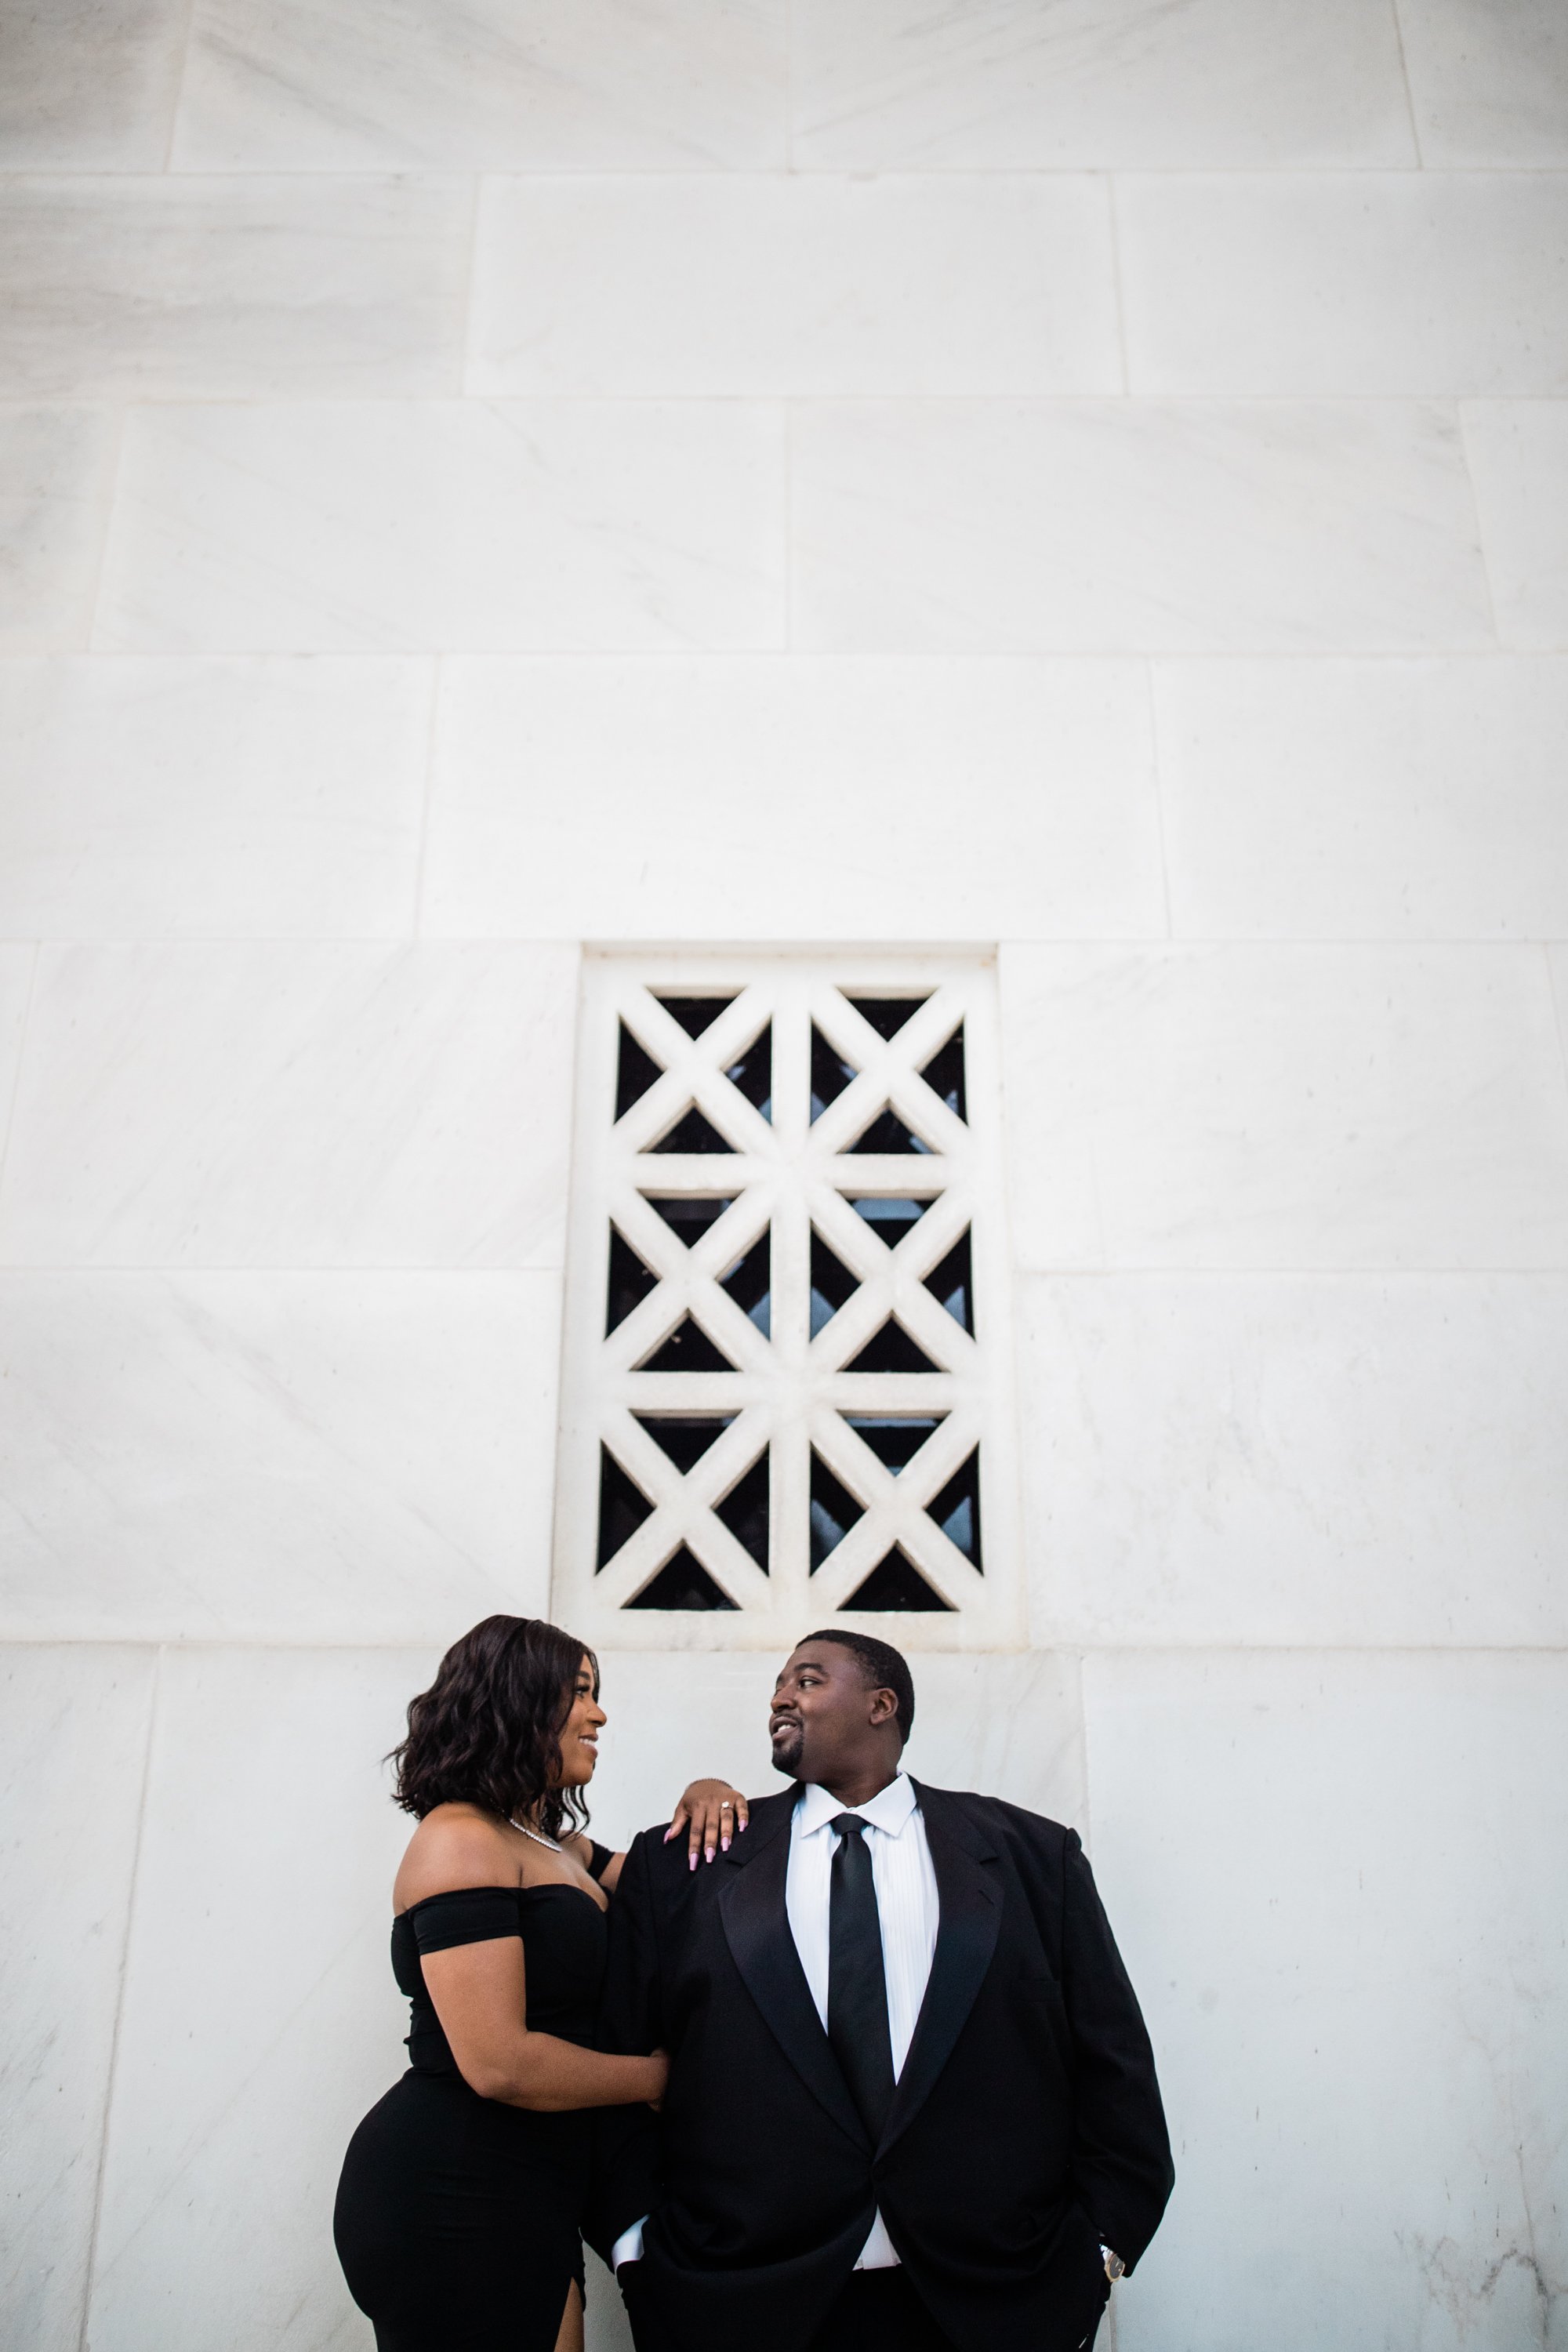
[{"left": 510, "top": 1819, "right": 563, "bottom": 1853}]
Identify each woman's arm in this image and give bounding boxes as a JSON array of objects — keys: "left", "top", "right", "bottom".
[{"left": 420, "top": 1938, "right": 666, "bottom": 2111}]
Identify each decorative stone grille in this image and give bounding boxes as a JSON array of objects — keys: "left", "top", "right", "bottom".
[{"left": 552, "top": 955, "right": 1021, "bottom": 1650}]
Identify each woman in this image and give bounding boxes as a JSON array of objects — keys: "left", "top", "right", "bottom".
[{"left": 334, "top": 1614, "right": 748, "bottom": 2352}]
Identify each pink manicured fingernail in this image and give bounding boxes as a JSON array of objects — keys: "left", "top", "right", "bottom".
[
  {"left": 688, "top": 1851, "right": 697, "bottom": 1871},
  {"left": 720, "top": 1835, "right": 730, "bottom": 1852}
]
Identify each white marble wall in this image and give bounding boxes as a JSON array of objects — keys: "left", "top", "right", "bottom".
[{"left": 2, "top": 5, "right": 1565, "bottom": 2350}]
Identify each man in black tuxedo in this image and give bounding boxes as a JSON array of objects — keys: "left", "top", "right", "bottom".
[{"left": 598, "top": 1629, "right": 1173, "bottom": 2352}]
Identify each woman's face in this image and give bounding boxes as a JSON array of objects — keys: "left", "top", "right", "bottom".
[{"left": 555, "top": 1654, "right": 606, "bottom": 1788}]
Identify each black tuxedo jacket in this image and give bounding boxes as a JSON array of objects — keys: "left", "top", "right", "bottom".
[{"left": 594, "top": 1780, "right": 1174, "bottom": 2352}]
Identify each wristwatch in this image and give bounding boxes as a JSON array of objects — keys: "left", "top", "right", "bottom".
[{"left": 1102, "top": 2247, "right": 1126, "bottom": 2281}]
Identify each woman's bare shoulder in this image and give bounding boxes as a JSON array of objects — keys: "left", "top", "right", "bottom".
[{"left": 394, "top": 1803, "right": 521, "bottom": 1913}]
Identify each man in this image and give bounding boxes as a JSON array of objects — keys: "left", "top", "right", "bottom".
[{"left": 598, "top": 1630, "right": 1174, "bottom": 2352}]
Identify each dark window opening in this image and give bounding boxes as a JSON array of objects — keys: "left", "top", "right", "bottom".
[
  {"left": 928, "top": 1451, "right": 982, "bottom": 1568},
  {"left": 715, "top": 1450, "right": 769, "bottom": 1570},
  {"left": 845, "top": 1105, "right": 934, "bottom": 1156},
  {"left": 626, "top": 1546, "right": 738, "bottom": 1610},
  {"left": 641, "top": 1315, "right": 737, "bottom": 1374},
  {"left": 924, "top": 1232, "right": 975, "bottom": 1335},
  {"left": 810, "top": 1025, "right": 858, "bottom": 1122},
  {"left": 809, "top": 1229, "right": 859, "bottom": 1338},
  {"left": 615, "top": 1022, "right": 663, "bottom": 1120},
  {"left": 597, "top": 1447, "right": 654, "bottom": 1570},
  {"left": 810, "top": 1452, "right": 864, "bottom": 1570},
  {"left": 653, "top": 993, "right": 737, "bottom": 1039},
  {"left": 605, "top": 1229, "right": 659, "bottom": 1336},
  {"left": 720, "top": 1230, "right": 771, "bottom": 1339},
  {"left": 650, "top": 1103, "right": 735, "bottom": 1155},
  {"left": 844, "top": 1414, "right": 946, "bottom": 1472},
  {"left": 724, "top": 1022, "right": 772, "bottom": 1123},
  {"left": 845, "top": 994, "right": 931, "bottom": 1041},
  {"left": 846, "top": 1196, "right": 934, "bottom": 1247},
  {"left": 920, "top": 1025, "right": 967, "bottom": 1123},
  {"left": 633, "top": 1414, "right": 735, "bottom": 1471},
  {"left": 644, "top": 1195, "right": 735, "bottom": 1243},
  {"left": 844, "top": 1317, "right": 943, "bottom": 1375},
  {"left": 844, "top": 1548, "right": 953, "bottom": 1611}
]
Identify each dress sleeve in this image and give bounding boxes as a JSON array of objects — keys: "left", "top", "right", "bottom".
[
  {"left": 586, "top": 1841, "right": 615, "bottom": 1884},
  {"left": 407, "top": 1888, "right": 522, "bottom": 1953}
]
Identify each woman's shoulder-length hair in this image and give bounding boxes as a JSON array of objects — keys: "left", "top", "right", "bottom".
[{"left": 390, "top": 1613, "right": 597, "bottom": 1841}]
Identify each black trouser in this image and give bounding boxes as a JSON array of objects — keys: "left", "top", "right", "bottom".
[
  {"left": 621, "top": 2263, "right": 956, "bottom": 2352},
  {"left": 621, "top": 2261, "right": 1107, "bottom": 2352}
]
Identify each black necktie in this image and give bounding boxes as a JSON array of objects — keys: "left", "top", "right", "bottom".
[{"left": 827, "top": 1813, "right": 895, "bottom": 2140}]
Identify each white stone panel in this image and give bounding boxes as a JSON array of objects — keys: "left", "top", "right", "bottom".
[
  {"left": 0, "top": 178, "right": 470, "bottom": 401},
  {"left": 95, "top": 402, "right": 786, "bottom": 653},
  {"left": 1156, "top": 656, "right": 1568, "bottom": 939},
  {"left": 84, "top": 1646, "right": 419, "bottom": 2352},
  {"left": 0, "top": 406, "right": 118, "bottom": 652},
  {"left": 1464, "top": 400, "right": 1568, "bottom": 651},
  {"left": 424, "top": 656, "right": 1163, "bottom": 940},
  {"left": 790, "top": 0, "right": 1413, "bottom": 168},
  {"left": 791, "top": 401, "right": 1493, "bottom": 653},
  {"left": 1000, "top": 944, "right": 1568, "bottom": 1269},
  {"left": 174, "top": 0, "right": 786, "bottom": 170},
  {"left": 1084, "top": 1651, "right": 1568, "bottom": 2352},
  {"left": 0, "top": 942, "right": 578, "bottom": 1268},
  {"left": 470, "top": 176, "right": 1120, "bottom": 396},
  {"left": 0, "top": 1272, "right": 561, "bottom": 1642},
  {"left": 0, "top": 658, "right": 430, "bottom": 939},
  {"left": 0, "top": 945, "right": 34, "bottom": 1139},
  {"left": 0, "top": 1645, "right": 154, "bottom": 2352},
  {"left": 1120, "top": 173, "right": 1568, "bottom": 395},
  {"left": 1399, "top": 0, "right": 1568, "bottom": 166},
  {"left": 0, "top": 0, "right": 187, "bottom": 167},
  {"left": 1020, "top": 1272, "right": 1568, "bottom": 1646}
]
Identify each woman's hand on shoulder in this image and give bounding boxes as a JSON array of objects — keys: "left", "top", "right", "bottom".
[{"left": 665, "top": 1779, "right": 750, "bottom": 1871}]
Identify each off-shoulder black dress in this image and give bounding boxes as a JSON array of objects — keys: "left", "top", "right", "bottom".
[{"left": 335, "top": 1850, "right": 612, "bottom": 2352}]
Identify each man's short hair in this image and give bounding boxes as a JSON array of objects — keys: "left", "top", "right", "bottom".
[{"left": 801, "top": 1629, "right": 916, "bottom": 1746}]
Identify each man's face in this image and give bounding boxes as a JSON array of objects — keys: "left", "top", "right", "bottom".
[{"left": 768, "top": 1642, "right": 895, "bottom": 1782}]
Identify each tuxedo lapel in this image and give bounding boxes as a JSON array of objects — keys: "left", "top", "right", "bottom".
[
  {"left": 880, "top": 1782, "right": 1002, "bottom": 2154},
  {"left": 718, "top": 1797, "right": 869, "bottom": 2152}
]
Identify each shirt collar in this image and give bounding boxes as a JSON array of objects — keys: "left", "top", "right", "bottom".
[{"left": 796, "top": 1771, "right": 917, "bottom": 1840}]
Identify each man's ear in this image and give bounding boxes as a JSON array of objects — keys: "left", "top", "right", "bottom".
[{"left": 869, "top": 1686, "right": 899, "bottom": 1729}]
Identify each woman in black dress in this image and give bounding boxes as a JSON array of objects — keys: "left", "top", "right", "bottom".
[{"left": 334, "top": 1613, "right": 747, "bottom": 2352}]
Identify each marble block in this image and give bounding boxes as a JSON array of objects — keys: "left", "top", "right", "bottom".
[
  {"left": 0, "top": 406, "right": 118, "bottom": 652},
  {"left": 791, "top": 401, "right": 1494, "bottom": 653},
  {"left": 95, "top": 401, "right": 787, "bottom": 653},
  {"left": 1085, "top": 1650, "right": 1568, "bottom": 2352},
  {"left": 0, "top": 1271, "right": 561, "bottom": 1642},
  {"left": 1464, "top": 401, "right": 1568, "bottom": 651},
  {"left": 0, "top": 942, "right": 579, "bottom": 1268},
  {"left": 0, "top": 178, "right": 470, "bottom": 401},
  {"left": 1155, "top": 656, "right": 1568, "bottom": 938},
  {"left": 1120, "top": 173, "right": 1568, "bottom": 395},
  {"left": 1000, "top": 943, "right": 1568, "bottom": 1269},
  {"left": 0, "top": 0, "right": 186, "bottom": 169},
  {"left": 1019, "top": 1272, "right": 1568, "bottom": 1646},
  {"left": 0, "top": 946, "right": 34, "bottom": 1134},
  {"left": 0, "top": 1645, "right": 155, "bottom": 2352},
  {"left": 470, "top": 175, "right": 1120, "bottom": 396},
  {"left": 0, "top": 658, "right": 430, "bottom": 938},
  {"left": 423, "top": 655, "right": 1164, "bottom": 941},
  {"left": 790, "top": 0, "right": 1413, "bottom": 168},
  {"left": 174, "top": 0, "right": 787, "bottom": 170},
  {"left": 83, "top": 1646, "right": 425, "bottom": 2352},
  {"left": 1399, "top": 0, "right": 1568, "bottom": 165}
]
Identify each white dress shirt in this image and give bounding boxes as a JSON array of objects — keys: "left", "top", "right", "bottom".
[
  {"left": 786, "top": 1773, "right": 940, "bottom": 2268},
  {"left": 611, "top": 1772, "right": 941, "bottom": 2277}
]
